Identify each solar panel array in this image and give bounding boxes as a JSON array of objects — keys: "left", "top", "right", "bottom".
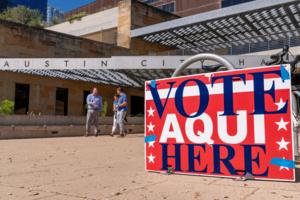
[{"left": 142, "top": 1, "right": 300, "bottom": 54}]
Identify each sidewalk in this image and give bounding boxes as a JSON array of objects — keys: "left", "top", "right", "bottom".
[{"left": 0, "top": 135, "right": 299, "bottom": 200}]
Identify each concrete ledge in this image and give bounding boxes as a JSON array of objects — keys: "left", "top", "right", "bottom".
[
  {"left": 0, "top": 124, "right": 144, "bottom": 140},
  {"left": 0, "top": 115, "right": 144, "bottom": 126}
]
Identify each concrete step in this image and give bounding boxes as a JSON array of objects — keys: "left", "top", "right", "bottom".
[{"left": 0, "top": 125, "right": 144, "bottom": 139}]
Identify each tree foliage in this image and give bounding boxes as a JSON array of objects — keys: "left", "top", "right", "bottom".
[{"left": 0, "top": 6, "right": 44, "bottom": 27}]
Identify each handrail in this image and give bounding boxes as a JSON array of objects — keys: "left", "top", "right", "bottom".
[{"left": 172, "top": 53, "right": 235, "bottom": 77}]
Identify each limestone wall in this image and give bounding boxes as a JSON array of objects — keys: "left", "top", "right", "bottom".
[
  {"left": 0, "top": 20, "right": 128, "bottom": 58},
  {"left": 129, "top": 0, "right": 178, "bottom": 54}
]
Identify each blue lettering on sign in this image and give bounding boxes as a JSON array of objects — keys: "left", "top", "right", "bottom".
[
  {"left": 161, "top": 143, "right": 182, "bottom": 171},
  {"left": 160, "top": 144, "right": 268, "bottom": 176},
  {"left": 149, "top": 69, "right": 289, "bottom": 119},
  {"left": 213, "top": 144, "right": 237, "bottom": 175},
  {"left": 175, "top": 79, "right": 209, "bottom": 118},
  {"left": 211, "top": 74, "right": 246, "bottom": 116},
  {"left": 250, "top": 70, "right": 288, "bottom": 115},
  {"left": 149, "top": 81, "right": 175, "bottom": 118},
  {"left": 188, "top": 144, "right": 207, "bottom": 173},
  {"left": 243, "top": 145, "right": 268, "bottom": 176}
]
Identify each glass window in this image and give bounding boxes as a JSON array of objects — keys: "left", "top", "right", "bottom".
[
  {"left": 142, "top": 0, "right": 159, "bottom": 4},
  {"left": 159, "top": 3, "right": 175, "bottom": 13},
  {"left": 222, "top": 0, "right": 254, "bottom": 8}
]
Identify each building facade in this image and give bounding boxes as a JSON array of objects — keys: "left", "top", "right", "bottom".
[
  {"left": 141, "top": 0, "right": 221, "bottom": 16},
  {"left": 0, "top": 0, "right": 48, "bottom": 19},
  {"left": 64, "top": 0, "right": 122, "bottom": 19},
  {"left": 0, "top": 19, "right": 145, "bottom": 117},
  {"left": 141, "top": 0, "right": 256, "bottom": 16},
  {"left": 49, "top": 0, "right": 178, "bottom": 52},
  {"left": 65, "top": 0, "right": 255, "bottom": 18},
  {"left": 47, "top": 6, "right": 64, "bottom": 25}
]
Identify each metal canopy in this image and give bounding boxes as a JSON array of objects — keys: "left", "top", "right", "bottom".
[
  {"left": 4, "top": 69, "right": 203, "bottom": 88},
  {"left": 131, "top": 0, "right": 300, "bottom": 54},
  {"left": 7, "top": 69, "right": 141, "bottom": 87}
]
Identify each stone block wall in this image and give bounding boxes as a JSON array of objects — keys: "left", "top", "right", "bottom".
[
  {"left": 0, "top": 20, "right": 128, "bottom": 58},
  {"left": 129, "top": 0, "right": 178, "bottom": 54}
]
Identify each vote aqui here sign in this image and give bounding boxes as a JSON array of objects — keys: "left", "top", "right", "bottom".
[{"left": 144, "top": 65, "right": 295, "bottom": 181}]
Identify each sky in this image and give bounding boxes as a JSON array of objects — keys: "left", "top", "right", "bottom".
[{"left": 48, "top": 0, "right": 96, "bottom": 12}]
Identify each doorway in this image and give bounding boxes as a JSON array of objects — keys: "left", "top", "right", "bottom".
[
  {"left": 14, "top": 83, "right": 30, "bottom": 114},
  {"left": 55, "top": 87, "right": 68, "bottom": 116},
  {"left": 130, "top": 96, "right": 144, "bottom": 116}
]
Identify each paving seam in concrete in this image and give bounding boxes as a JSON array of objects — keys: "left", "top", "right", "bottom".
[
  {"left": 241, "top": 188, "right": 260, "bottom": 200},
  {"left": 28, "top": 188, "right": 100, "bottom": 200},
  {"left": 0, "top": 169, "right": 51, "bottom": 178},
  {"left": 214, "top": 182, "right": 300, "bottom": 192},
  {"left": 0, "top": 173, "right": 100, "bottom": 189},
  {"left": 207, "top": 178, "right": 224, "bottom": 185},
  {"left": 105, "top": 179, "right": 169, "bottom": 199},
  {"left": 31, "top": 194, "right": 57, "bottom": 200}
]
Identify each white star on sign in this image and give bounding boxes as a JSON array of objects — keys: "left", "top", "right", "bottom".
[
  {"left": 147, "top": 122, "right": 155, "bottom": 132},
  {"left": 280, "top": 166, "right": 289, "bottom": 171},
  {"left": 275, "top": 98, "right": 286, "bottom": 111},
  {"left": 147, "top": 107, "right": 155, "bottom": 117},
  {"left": 275, "top": 118, "right": 289, "bottom": 131},
  {"left": 148, "top": 153, "right": 155, "bottom": 163},
  {"left": 279, "top": 157, "right": 290, "bottom": 171},
  {"left": 276, "top": 137, "right": 290, "bottom": 151},
  {"left": 148, "top": 141, "right": 155, "bottom": 148}
]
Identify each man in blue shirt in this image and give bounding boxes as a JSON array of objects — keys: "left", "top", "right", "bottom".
[
  {"left": 116, "top": 87, "right": 128, "bottom": 137},
  {"left": 85, "top": 87, "right": 102, "bottom": 137}
]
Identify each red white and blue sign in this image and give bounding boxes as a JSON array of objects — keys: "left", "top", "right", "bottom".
[{"left": 145, "top": 65, "right": 295, "bottom": 181}]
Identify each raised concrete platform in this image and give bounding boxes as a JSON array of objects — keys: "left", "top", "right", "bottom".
[
  {"left": 0, "top": 116, "right": 144, "bottom": 139},
  {"left": 0, "top": 125, "right": 144, "bottom": 139},
  {"left": 0, "top": 135, "right": 299, "bottom": 200},
  {"left": 0, "top": 116, "right": 144, "bottom": 126}
]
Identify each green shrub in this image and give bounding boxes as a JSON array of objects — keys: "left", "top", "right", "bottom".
[
  {"left": 0, "top": 100, "right": 14, "bottom": 115},
  {"left": 67, "top": 12, "right": 86, "bottom": 23}
]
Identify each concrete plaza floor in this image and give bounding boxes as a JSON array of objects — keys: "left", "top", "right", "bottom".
[{"left": 0, "top": 135, "right": 300, "bottom": 200}]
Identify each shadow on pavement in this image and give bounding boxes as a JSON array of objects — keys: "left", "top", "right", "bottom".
[{"left": 296, "top": 168, "right": 300, "bottom": 182}]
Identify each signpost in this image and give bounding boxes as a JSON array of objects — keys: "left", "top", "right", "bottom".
[{"left": 145, "top": 65, "right": 295, "bottom": 181}]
